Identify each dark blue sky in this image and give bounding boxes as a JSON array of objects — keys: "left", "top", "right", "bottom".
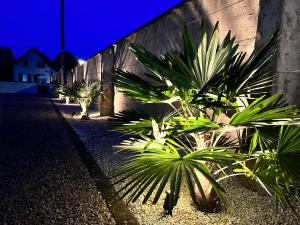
[{"left": 1, "top": 0, "right": 182, "bottom": 60}]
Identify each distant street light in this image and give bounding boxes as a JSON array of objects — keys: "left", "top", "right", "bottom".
[{"left": 78, "top": 59, "right": 85, "bottom": 66}]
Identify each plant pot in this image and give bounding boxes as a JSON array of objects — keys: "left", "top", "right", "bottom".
[
  {"left": 237, "top": 159, "right": 267, "bottom": 196},
  {"left": 79, "top": 97, "right": 92, "bottom": 120},
  {"left": 65, "top": 96, "right": 70, "bottom": 104}
]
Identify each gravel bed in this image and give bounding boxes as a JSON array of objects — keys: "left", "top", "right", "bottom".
[
  {"left": 55, "top": 100, "right": 300, "bottom": 225},
  {"left": 0, "top": 95, "right": 115, "bottom": 225}
]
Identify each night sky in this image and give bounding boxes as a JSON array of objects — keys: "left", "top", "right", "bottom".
[{"left": 1, "top": 0, "right": 182, "bottom": 60}]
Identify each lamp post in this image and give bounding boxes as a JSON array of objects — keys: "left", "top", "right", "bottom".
[{"left": 60, "top": 0, "right": 65, "bottom": 85}]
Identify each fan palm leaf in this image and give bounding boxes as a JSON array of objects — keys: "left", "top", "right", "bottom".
[
  {"left": 112, "top": 138, "right": 245, "bottom": 206},
  {"left": 230, "top": 94, "right": 300, "bottom": 126},
  {"left": 235, "top": 125, "right": 300, "bottom": 211}
]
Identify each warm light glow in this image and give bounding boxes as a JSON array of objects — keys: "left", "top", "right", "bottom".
[{"left": 78, "top": 59, "right": 85, "bottom": 65}]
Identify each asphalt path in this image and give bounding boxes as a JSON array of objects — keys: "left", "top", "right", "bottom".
[{"left": 0, "top": 94, "right": 115, "bottom": 225}]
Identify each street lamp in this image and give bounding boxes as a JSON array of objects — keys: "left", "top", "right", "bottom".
[{"left": 60, "top": 0, "right": 65, "bottom": 85}]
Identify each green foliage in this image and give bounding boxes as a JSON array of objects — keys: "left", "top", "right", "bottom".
[
  {"left": 230, "top": 94, "right": 300, "bottom": 126},
  {"left": 57, "top": 80, "right": 102, "bottom": 101},
  {"left": 112, "top": 139, "right": 245, "bottom": 206},
  {"left": 235, "top": 125, "right": 300, "bottom": 211},
  {"left": 109, "top": 20, "right": 300, "bottom": 212},
  {"left": 57, "top": 80, "right": 102, "bottom": 119}
]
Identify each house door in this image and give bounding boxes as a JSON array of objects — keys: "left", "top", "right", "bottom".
[{"left": 19, "top": 73, "right": 31, "bottom": 82}]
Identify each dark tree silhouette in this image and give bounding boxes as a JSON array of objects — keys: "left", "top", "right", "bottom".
[
  {"left": 0, "top": 48, "right": 14, "bottom": 81},
  {"left": 53, "top": 52, "right": 78, "bottom": 83}
]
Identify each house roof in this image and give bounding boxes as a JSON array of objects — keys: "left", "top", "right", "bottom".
[{"left": 15, "top": 48, "right": 53, "bottom": 68}]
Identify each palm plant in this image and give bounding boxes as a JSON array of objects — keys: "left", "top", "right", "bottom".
[
  {"left": 58, "top": 80, "right": 102, "bottom": 119},
  {"left": 109, "top": 21, "right": 300, "bottom": 213}
]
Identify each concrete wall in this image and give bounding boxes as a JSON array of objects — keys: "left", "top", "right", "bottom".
[
  {"left": 255, "top": 0, "right": 283, "bottom": 45},
  {"left": 67, "top": 0, "right": 300, "bottom": 113},
  {"left": 276, "top": 0, "right": 300, "bottom": 106},
  {"left": 70, "top": 0, "right": 263, "bottom": 115},
  {"left": 100, "top": 48, "right": 115, "bottom": 116},
  {"left": 0, "top": 81, "right": 54, "bottom": 94},
  {"left": 113, "top": 0, "right": 260, "bottom": 113}
]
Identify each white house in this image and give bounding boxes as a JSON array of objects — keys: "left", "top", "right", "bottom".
[{"left": 13, "top": 48, "right": 56, "bottom": 84}]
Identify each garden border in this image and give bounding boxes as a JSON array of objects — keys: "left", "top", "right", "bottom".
[{"left": 50, "top": 98, "right": 140, "bottom": 225}]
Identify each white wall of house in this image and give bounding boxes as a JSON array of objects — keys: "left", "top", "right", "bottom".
[{"left": 13, "top": 50, "right": 54, "bottom": 83}]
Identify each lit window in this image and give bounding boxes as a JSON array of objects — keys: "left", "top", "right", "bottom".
[
  {"left": 22, "top": 74, "right": 28, "bottom": 82},
  {"left": 19, "top": 73, "right": 31, "bottom": 82}
]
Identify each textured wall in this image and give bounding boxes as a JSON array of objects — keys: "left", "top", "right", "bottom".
[
  {"left": 113, "top": 0, "right": 260, "bottom": 113},
  {"left": 276, "top": 0, "right": 300, "bottom": 106},
  {"left": 70, "top": 0, "right": 261, "bottom": 115},
  {"left": 100, "top": 47, "right": 115, "bottom": 116},
  {"left": 68, "top": 0, "right": 300, "bottom": 113},
  {"left": 255, "top": 0, "right": 283, "bottom": 45}
]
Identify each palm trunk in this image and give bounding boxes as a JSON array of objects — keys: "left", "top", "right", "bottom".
[
  {"left": 79, "top": 97, "right": 91, "bottom": 119},
  {"left": 178, "top": 102, "right": 221, "bottom": 212},
  {"left": 192, "top": 112, "right": 230, "bottom": 212},
  {"left": 194, "top": 167, "right": 220, "bottom": 212},
  {"left": 191, "top": 132, "right": 220, "bottom": 212}
]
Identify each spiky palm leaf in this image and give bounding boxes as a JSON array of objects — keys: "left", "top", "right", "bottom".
[
  {"left": 112, "top": 138, "right": 245, "bottom": 206},
  {"left": 109, "top": 110, "right": 220, "bottom": 137},
  {"left": 235, "top": 125, "right": 300, "bottom": 211},
  {"left": 114, "top": 21, "right": 238, "bottom": 106},
  {"left": 196, "top": 30, "right": 280, "bottom": 103},
  {"left": 58, "top": 80, "right": 102, "bottom": 101},
  {"left": 230, "top": 94, "right": 300, "bottom": 126}
]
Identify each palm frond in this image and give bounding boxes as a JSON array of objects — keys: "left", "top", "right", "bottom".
[
  {"left": 192, "top": 21, "right": 238, "bottom": 94},
  {"left": 167, "top": 116, "right": 220, "bottom": 135},
  {"left": 224, "top": 30, "right": 280, "bottom": 100},
  {"left": 112, "top": 139, "right": 245, "bottom": 206},
  {"left": 230, "top": 94, "right": 300, "bottom": 126},
  {"left": 277, "top": 126, "right": 300, "bottom": 180},
  {"left": 235, "top": 125, "right": 300, "bottom": 211},
  {"left": 58, "top": 80, "right": 102, "bottom": 100},
  {"left": 114, "top": 69, "right": 172, "bottom": 103}
]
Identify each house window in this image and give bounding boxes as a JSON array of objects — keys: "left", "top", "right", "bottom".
[
  {"left": 35, "top": 74, "right": 47, "bottom": 83},
  {"left": 19, "top": 73, "right": 31, "bottom": 82},
  {"left": 37, "top": 61, "right": 45, "bottom": 68},
  {"left": 22, "top": 60, "right": 29, "bottom": 67},
  {"left": 22, "top": 74, "right": 28, "bottom": 82}
]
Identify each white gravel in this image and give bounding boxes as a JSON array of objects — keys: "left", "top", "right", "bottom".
[{"left": 55, "top": 100, "right": 300, "bottom": 225}]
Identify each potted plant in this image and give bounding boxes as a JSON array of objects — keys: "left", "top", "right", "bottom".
[{"left": 58, "top": 80, "right": 102, "bottom": 119}]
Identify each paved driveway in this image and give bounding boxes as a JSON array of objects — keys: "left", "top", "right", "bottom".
[{"left": 0, "top": 94, "right": 115, "bottom": 225}]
